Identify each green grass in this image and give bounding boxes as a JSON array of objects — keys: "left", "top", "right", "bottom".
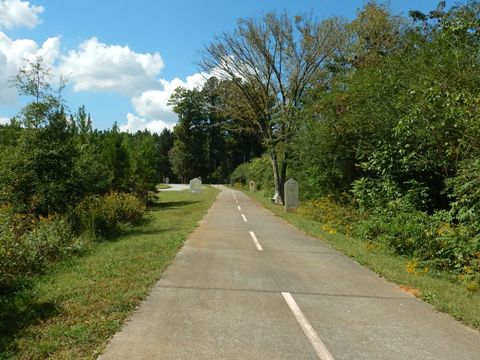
[
  {"left": 0, "top": 187, "right": 219, "bottom": 360},
  {"left": 244, "top": 190, "right": 480, "bottom": 331},
  {"left": 156, "top": 184, "right": 172, "bottom": 190}
]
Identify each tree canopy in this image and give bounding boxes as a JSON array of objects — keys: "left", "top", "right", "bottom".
[{"left": 200, "top": 11, "right": 346, "bottom": 203}]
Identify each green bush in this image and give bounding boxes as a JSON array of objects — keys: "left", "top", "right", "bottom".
[
  {"left": 299, "top": 197, "right": 360, "bottom": 235},
  {"left": 0, "top": 209, "right": 79, "bottom": 291},
  {"left": 76, "top": 192, "right": 145, "bottom": 237},
  {"left": 352, "top": 204, "right": 480, "bottom": 273},
  {"left": 230, "top": 163, "right": 250, "bottom": 185},
  {"left": 448, "top": 157, "right": 480, "bottom": 231},
  {"left": 230, "top": 156, "right": 274, "bottom": 197},
  {"left": 0, "top": 192, "right": 145, "bottom": 291},
  {"left": 249, "top": 156, "right": 274, "bottom": 196},
  {"left": 353, "top": 207, "right": 428, "bottom": 255}
]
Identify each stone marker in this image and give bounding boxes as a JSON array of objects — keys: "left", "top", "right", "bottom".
[
  {"left": 249, "top": 180, "right": 256, "bottom": 192},
  {"left": 165, "top": 177, "right": 169, "bottom": 184},
  {"left": 284, "top": 178, "right": 299, "bottom": 212},
  {"left": 190, "top": 177, "right": 202, "bottom": 193}
]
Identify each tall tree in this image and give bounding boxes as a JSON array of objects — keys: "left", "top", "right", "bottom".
[
  {"left": 101, "top": 124, "right": 131, "bottom": 192},
  {"left": 154, "top": 128, "right": 175, "bottom": 182},
  {"left": 168, "top": 78, "right": 263, "bottom": 183},
  {"left": 201, "top": 11, "right": 345, "bottom": 203},
  {"left": 0, "top": 57, "right": 77, "bottom": 215},
  {"left": 168, "top": 87, "right": 208, "bottom": 182},
  {"left": 12, "top": 56, "right": 66, "bottom": 129}
]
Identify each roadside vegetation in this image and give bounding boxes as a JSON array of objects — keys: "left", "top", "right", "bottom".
[{"left": 0, "top": 187, "right": 219, "bottom": 359}]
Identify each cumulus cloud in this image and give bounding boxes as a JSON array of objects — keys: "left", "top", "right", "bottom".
[
  {"left": 0, "top": 116, "right": 10, "bottom": 125},
  {"left": 119, "top": 112, "right": 173, "bottom": 134},
  {"left": 0, "top": 0, "right": 43, "bottom": 29},
  {"left": 132, "top": 72, "right": 207, "bottom": 123},
  {"left": 0, "top": 31, "right": 60, "bottom": 104},
  {"left": 60, "top": 37, "right": 164, "bottom": 96}
]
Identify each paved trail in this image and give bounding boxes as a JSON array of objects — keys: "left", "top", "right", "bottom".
[{"left": 100, "top": 186, "right": 480, "bottom": 359}]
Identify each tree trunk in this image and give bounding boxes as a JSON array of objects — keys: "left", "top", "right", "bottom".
[
  {"left": 279, "top": 158, "right": 287, "bottom": 204},
  {"left": 270, "top": 152, "right": 284, "bottom": 204}
]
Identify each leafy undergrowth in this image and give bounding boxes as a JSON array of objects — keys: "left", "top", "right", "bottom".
[
  {"left": 0, "top": 187, "right": 219, "bottom": 359},
  {"left": 244, "top": 191, "right": 480, "bottom": 331}
]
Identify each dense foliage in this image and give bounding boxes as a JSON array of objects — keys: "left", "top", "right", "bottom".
[
  {"left": 228, "top": 1, "right": 480, "bottom": 287},
  {"left": 168, "top": 77, "right": 263, "bottom": 183},
  {"left": 0, "top": 58, "right": 170, "bottom": 291},
  {"left": 200, "top": 12, "right": 345, "bottom": 203}
]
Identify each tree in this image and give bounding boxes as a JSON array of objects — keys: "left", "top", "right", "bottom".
[
  {"left": 101, "top": 124, "right": 132, "bottom": 192},
  {"left": 154, "top": 128, "right": 175, "bottom": 182},
  {"left": 201, "top": 12, "right": 345, "bottom": 203},
  {"left": 168, "top": 79, "right": 264, "bottom": 183},
  {"left": 129, "top": 132, "right": 158, "bottom": 203},
  {"left": 71, "top": 106, "right": 112, "bottom": 200},
  {"left": 12, "top": 56, "right": 66, "bottom": 128},
  {"left": 168, "top": 87, "right": 208, "bottom": 182},
  {"left": 346, "top": 1, "right": 406, "bottom": 67},
  {"left": 0, "top": 57, "right": 78, "bottom": 215}
]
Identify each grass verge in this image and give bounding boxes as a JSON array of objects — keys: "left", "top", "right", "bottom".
[
  {"left": 156, "top": 184, "right": 172, "bottom": 190},
  {"left": 0, "top": 187, "right": 219, "bottom": 359},
  {"left": 244, "top": 190, "right": 480, "bottom": 331}
]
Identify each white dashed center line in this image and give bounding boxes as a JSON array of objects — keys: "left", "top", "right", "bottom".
[
  {"left": 281, "top": 292, "right": 334, "bottom": 360},
  {"left": 237, "top": 205, "right": 242, "bottom": 211},
  {"left": 241, "top": 214, "right": 248, "bottom": 222},
  {"left": 249, "top": 231, "right": 263, "bottom": 251}
]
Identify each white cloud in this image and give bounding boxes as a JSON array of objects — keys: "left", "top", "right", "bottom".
[
  {"left": 60, "top": 37, "right": 164, "bottom": 96},
  {"left": 0, "top": 116, "right": 10, "bottom": 125},
  {"left": 0, "top": 31, "right": 60, "bottom": 104},
  {"left": 0, "top": 0, "right": 43, "bottom": 29},
  {"left": 132, "top": 72, "right": 207, "bottom": 123},
  {"left": 120, "top": 112, "right": 173, "bottom": 134}
]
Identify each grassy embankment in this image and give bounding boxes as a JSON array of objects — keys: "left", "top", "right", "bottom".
[
  {"left": 0, "top": 187, "right": 219, "bottom": 359},
  {"left": 244, "top": 190, "right": 480, "bottom": 331}
]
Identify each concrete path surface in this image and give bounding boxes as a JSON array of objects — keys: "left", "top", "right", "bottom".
[
  {"left": 99, "top": 186, "right": 480, "bottom": 359},
  {"left": 158, "top": 184, "right": 190, "bottom": 191},
  {"left": 160, "top": 184, "right": 216, "bottom": 192}
]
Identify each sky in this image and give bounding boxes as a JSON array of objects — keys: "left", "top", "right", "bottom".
[{"left": 0, "top": 0, "right": 454, "bottom": 133}]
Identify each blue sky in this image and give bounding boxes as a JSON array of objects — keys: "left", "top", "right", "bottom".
[{"left": 0, "top": 0, "right": 453, "bottom": 132}]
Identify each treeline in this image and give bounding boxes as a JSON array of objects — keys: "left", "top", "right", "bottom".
[
  {"left": 168, "top": 77, "right": 263, "bottom": 183},
  {"left": 184, "top": 1, "right": 480, "bottom": 285},
  {"left": 0, "top": 59, "right": 173, "bottom": 291}
]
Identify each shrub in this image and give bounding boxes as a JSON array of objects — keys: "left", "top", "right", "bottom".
[
  {"left": 419, "top": 214, "right": 480, "bottom": 272},
  {"left": 229, "top": 163, "right": 250, "bottom": 185},
  {"left": 22, "top": 216, "right": 75, "bottom": 269},
  {"left": 299, "top": 197, "right": 360, "bottom": 235},
  {"left": 447, "top": 157, "right": 480, "bottom": 231},
  {"left": 233, "top": 182, "right": 245, "bottom": 190},
  {"left": 352, "top": 204, "right": 480, "bottom": 273},
  {"left": 0, "top": 209, "right": 79, "bottom": 291},
  {"left": 230, "top": 156, "right": 274, "bottom": 196},
  {"left": 354, "top": 208, "right": 428, "bottom": 255},
  {"left": 75, "top": 192, "right": 145, "bottom": 237}
]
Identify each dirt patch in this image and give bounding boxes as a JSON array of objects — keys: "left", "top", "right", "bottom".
[{"left": 399, "top": 284, "right": 421, "bottom": 297}]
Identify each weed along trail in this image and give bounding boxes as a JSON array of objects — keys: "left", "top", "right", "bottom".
[{"left": 100, "top": 186, "right": 480, "bottom": 359}]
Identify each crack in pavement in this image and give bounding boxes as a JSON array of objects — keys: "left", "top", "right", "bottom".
[{"left": 155, "top": 284, "right": 413, "bottom": 300}]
